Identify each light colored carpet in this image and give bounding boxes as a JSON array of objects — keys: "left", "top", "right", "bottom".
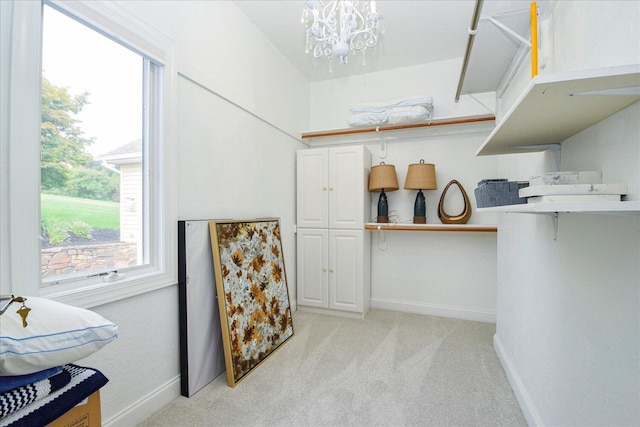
[{"left": 139, "top": 309, "right": 526, "bottom": 426}]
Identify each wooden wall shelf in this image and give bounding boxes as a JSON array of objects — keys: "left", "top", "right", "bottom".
[
  {"left": 365, "top": 223, "right": 497, "bottom": 232},
  {"left": 301, "top": 115, "right": 495, "bottom": 142}
]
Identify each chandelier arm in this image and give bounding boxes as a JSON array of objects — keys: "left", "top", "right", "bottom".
[
  {"left": 349, "top": 29, "right": 378, "bottom": 51},
  {"left": 346, "top": 2, "right": 366, "bottom": 33},
  {"left": 321, "top": 0, "right": 338, "bottom": 22}
]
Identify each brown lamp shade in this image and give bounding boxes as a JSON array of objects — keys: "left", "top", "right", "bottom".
[
  {"left": 404, "top": 160, "right": 437, "bottom": 190},
  {"left": 368, "top": 163, "right": 399, "bottom": 192}
]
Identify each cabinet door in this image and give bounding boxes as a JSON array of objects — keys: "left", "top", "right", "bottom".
[
  {"left": 329, "top": 229, "right": 364, "bottom": 313},
  {"left": 329, "top": 146, "right": 368, "bottom": 229},
  {"left": 296, "top": 228, "right": 328, "bottom": 308},
  {"left": 297, "top": 149, "right": 329, "bottom": 228}
]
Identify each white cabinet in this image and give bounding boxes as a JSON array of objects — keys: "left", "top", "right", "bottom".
[
  {"left": 296, "top": 146, "right": 371, "bottom": 318},
  {"left": 328, "top": 229, "right": 370, "bottom": 313},
  {"left": 296, "top": 229, "right": 370, "bottom": 314},
  {"left": 296, "top": 228, "right": 327, "bottom": 308},
  {"left": 296, "top": 149, "right": 328, "bottom": 228},
  {"left": 297, "top": 146, "right": 370, "bottom": 229}
]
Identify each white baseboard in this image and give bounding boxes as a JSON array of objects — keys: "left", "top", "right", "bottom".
[
  {"left": 370, "top": 297, "right": 496, "bottom": 323},
  {"left": 104, "top": 374, "right": 180, "bottom": 427},
  {"left": 493, "top": 333, "right": 543, "bottom": 426},
  {"left": 297, "top": 305, "right": 366, "bottom": 319}
]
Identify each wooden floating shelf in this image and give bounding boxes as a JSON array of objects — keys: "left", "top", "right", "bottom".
[
  {"left": 365, "top": 223, "right": 497, "bottom": 232},
  {"left": 301, "top": 115, "right": 495, "bottom": 139}
]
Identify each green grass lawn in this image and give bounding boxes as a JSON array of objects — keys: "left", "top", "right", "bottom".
[{"left": 41, "top": 193, "right": 120, "bottom": 229}]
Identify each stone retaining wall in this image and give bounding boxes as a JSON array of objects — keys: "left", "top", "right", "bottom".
[{"left": 42, "top": 242, "right": 137, "bottom": 279}]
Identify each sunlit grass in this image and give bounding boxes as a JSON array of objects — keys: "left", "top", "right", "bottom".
[{"left": 41, "top": 193, "right": 119, "bottom": 230}]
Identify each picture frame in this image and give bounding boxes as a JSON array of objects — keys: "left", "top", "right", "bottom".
[{"left": 209, "top": 218, "right": 294, "bottom": 387}]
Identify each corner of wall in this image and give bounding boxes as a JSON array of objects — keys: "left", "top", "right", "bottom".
[
  {"left": 104, "top": 375, "right": 181, "bottom": 427},
  {"left": 493, "top": 334, "right": 543, "bottom": 426}
]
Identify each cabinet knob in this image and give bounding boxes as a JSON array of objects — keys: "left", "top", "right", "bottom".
[
  {"left": 329, "top": 268, "right": 334, "bottom": 273},
  {"left": 329, "top": 186, "right": 334, "bottom": 191},
  {"left": 322, "top": 186, "right": 327, "bottom": 191},
  {"left": 322, "top": 267, "right": 327, "bottom": 272}
]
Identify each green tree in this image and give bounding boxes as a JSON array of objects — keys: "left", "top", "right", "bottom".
[
  {"left": 40, "top": 77, "right": 94, "bottom": 190},
  {"left": 67, "top": 165, "right": 120, "bottom": 201}
]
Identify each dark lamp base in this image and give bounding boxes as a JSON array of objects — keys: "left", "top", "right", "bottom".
[
  {"left": 413, "top": 216, "right": 427, "bottom": 224},
  {"left": 377, "top": 216, "right": 389, "bottom": 223}
]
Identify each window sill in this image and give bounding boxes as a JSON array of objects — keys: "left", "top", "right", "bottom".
[{"left": 40, "top": 269, "right": 176, "bottom": 309}]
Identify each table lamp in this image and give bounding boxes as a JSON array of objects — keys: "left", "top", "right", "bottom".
[
  {"left": 404, "top": 160, "right": 437, "bottom": 224},
  {"left": 368, "top": 162, "right": 399, "bottom": 223}
]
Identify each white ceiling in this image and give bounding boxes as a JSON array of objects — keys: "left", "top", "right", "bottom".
[{"left": 233, "top": 0, "right": 535, "bottom": 82}]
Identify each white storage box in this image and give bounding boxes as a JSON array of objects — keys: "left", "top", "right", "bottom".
[
  {"left": 529, "top": 171, "right": 602, "bottom": 186},
  {"left": 520, "top": 183, "right": 627, "bottom": 198},
  {"left": 527, "top": 194, "right": 621, "bottom": 204}
]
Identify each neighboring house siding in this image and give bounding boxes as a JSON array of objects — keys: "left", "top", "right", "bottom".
[{"left": 120, "top": 162, "right": 142, "bottom": 245}]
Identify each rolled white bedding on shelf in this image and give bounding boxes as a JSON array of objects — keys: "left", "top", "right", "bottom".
[
  {"left": 347, "top": 105, "right": 433, "bottom": 127},
  {"left": 347, "top": 95, "right": 434, "bottom": 128},
  {"left": 350, "top": 95, "right": 434, "bottom": 113}
]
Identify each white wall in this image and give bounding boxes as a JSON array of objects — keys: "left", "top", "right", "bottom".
[
  {"left": 61, "top": 1, "right": 307, "bottom": 425},
  {"left": 116, "top": 0, "right": 309, "bottom": 139},
  {"left": 79, "top": 286, "right": 181, "bottom": 424},
  {"left": 308, "top": 61, "right": 501, "bottom": 322},
  {"left": 501, "top": 0, "right": 640, "bottom": 115},
  {"left": 493, "top": 1, "right": 640, "bottom": 425},
  {"left": 364, "top": 133, "right": 499, "bottom": 322},
  {"left": 496, "top": 103, "right": 640, "bottom": 427},
  {"left": 308, "top": 58, "right": 495, "bottom": 131},
  {"left": 547, "top": 0, "right": 640, "bottom": 74}
]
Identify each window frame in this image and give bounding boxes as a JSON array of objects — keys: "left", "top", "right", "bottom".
[{"left": 0, "top": 0, "right": 177, "bottom": 308}]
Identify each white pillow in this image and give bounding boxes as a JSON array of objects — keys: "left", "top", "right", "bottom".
[{"left": 0, "top": 297, "right": 118, "bottom": 376}]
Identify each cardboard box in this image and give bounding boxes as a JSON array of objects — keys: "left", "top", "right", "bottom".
[{"left": 47, "top": 390, "right": 101, "bottom": 427}]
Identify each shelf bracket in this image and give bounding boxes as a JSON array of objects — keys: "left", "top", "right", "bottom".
[
  {"left": 466, "top": 93, "right": 495, "bottom": 115},
  {"left": 549, "top": 212, "right": 558, "bottom": 241},
  {"left": 376, "top": 127, "right": 387, "bottom": 159},
  {"left": 375, "top": 225, "right": 388, "bottom": 250},
  {"left": 480, "top": 16, "right": 532, "bottom": 48}
]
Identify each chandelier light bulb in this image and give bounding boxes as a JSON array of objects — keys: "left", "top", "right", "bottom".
[{"left": 303, "top": 0, "right": 383, "bottom": 67}]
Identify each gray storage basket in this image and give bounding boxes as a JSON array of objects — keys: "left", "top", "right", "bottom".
[{"left": 474, "top": 179, "right": 529, "bottom": 208}]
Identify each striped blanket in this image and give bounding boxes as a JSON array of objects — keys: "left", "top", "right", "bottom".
[{"left": 0, "top": 364, "right": 108, "bottom": 427}]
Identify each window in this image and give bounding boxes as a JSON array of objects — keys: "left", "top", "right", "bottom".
[
  {"left": 0, "top": 0, "right": 177, "bottom": 307},
  {"left": 41, "top": 5, "right": 145, "bottom": 282}
]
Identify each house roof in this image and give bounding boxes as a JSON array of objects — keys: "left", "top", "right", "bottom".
[{"left": 96, "top": 139, "right": 142, "bottom": 165}]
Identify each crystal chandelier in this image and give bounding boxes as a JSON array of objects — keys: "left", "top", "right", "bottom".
[{"left": 302, "top": 0, "right": 383, "bottom": 69}]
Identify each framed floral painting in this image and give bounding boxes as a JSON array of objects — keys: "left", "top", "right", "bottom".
[{"left": 209, "top": 218, "right": 294, "bottom": 386}]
